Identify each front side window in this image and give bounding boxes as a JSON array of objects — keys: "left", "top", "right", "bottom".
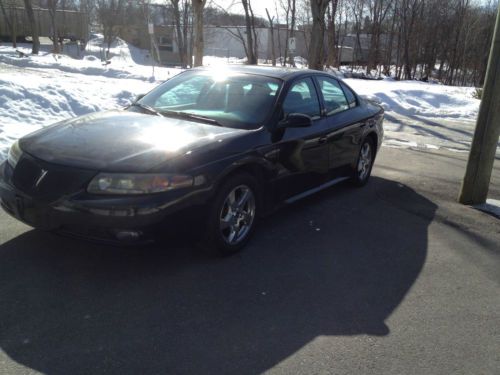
[
  {"left": 282, "top": 78, "right": 321, "bottom": 118},
  {"left": 317, "top": 77, "right": 349, "bottom": 115},
  {"left": 138, "top": 71, "right": 282, "bottom": 129}
]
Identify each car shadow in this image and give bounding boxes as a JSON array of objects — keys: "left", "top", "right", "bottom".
[{"left": 0, "top": 177, "right": 437, "bottom": 375}]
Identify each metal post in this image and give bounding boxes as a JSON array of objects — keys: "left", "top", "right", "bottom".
[
  {"left": 148, "top": 22, "right": 155, "bottom": 80},
  {"left": 458, "top": 4, "right": 500, "bottom": 205}
]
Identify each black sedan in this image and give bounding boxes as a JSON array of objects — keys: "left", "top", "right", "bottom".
[{"left": 0, "top": 66, "right": 384, "bottom": 255}]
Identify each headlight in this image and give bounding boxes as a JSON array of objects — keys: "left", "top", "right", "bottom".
[
  {"left": 7, "top": 140, "right": 22, "bottom": 168},
  {"left": 87, "top": 173, "right": 194, "bottom": 195}
]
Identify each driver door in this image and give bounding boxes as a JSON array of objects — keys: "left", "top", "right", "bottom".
[{"left": 274, "top": 78, "right": 331, "bottom": 200}]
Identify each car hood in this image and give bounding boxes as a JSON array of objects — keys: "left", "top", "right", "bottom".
[{"left": 19, "top": 110, "right": 247, "bottom": 172}]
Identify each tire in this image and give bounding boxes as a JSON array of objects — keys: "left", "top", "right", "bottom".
[
  {"left": 352, "top": 137, "right": 375, "bottom": 187},
  {"left": 200, "top": 173, "right": 259, "bottom": 256}
]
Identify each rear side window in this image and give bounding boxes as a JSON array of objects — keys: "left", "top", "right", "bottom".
[
  {"left": 340, "top": 81, "right": 357, "bottom": 108},
  {"left": 316, "top": 76, "right": 349, "bottom": 115}
]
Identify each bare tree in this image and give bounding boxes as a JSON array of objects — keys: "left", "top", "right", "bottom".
[
  {"left": 266, "top": 7, "right": 276, "bottom": 66},
  {"left": 170, "top": 0, "right": 189, "bottom": 68},
  {"left": 47, "top": 0, "right": 60, "bottom": 53},
  {"left": 242, "top": 0, "right": 258, "bottom": 64},
  {"left": 326, "top": 0, "right": 339, "bottom": 67},
  {"left": 192, "top": 0, "right": 207, "bottom": 66},
  {"left": 279, "top": 0, "right": 296, "bottom": 66},
  {"left": 208, "top": 2, "right": 265, "bottom": 64},
  {"left": 349, "top": 0, "right": 365, "bottom": 68},
  {"left": 366, "top": 0, "right": 393, "bottom": 74},
  {"left": 0, "top": 0, "right": 15, "bottom": 47},
  {"left": 308, "top": 0, "right": 330, "bottom": 70},
  {"left": 318, "top": 0, "right": 497, "bottom": 85},
  {"left": 400, "top": 0, "right": 421, "bottom": 79},
  {"left": 96, "top": 0, "right": 125, "bottom": 57},
  {"left": 23, "top": 0, "right": 40, "bottom": 54},
  {"left": 287, "top": 0, "right": 296, "bottom": 65},
  {"left": 80, "top": 0, "right": 96, "bottom": 46}
]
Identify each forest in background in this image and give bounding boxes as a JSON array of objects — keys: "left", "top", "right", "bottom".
[{"left": 0, "top": 0, "right": 498, "bottom": 87}]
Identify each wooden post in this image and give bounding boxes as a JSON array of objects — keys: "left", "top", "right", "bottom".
[{"left": 458, "top": 4, "right": 500, "bottom": 205}]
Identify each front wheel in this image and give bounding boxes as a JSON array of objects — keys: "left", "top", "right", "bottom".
[
  {"left": 201, "top": 173, "right": 259, "bottom": 256},
  {"left": 352, "top": 138, "right": 375, "bottom": 186}
]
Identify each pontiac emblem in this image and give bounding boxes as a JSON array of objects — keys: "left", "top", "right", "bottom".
[{"left": 34, "top": 169, "right": 48, "bottom": 188}]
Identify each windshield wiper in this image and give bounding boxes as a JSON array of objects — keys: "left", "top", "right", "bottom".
[
  {"left": 162, "top": 110, "right": 222, "bottom": 126},
  {"left": 130, "top": 102, "right": 163, "bottom": 117}
]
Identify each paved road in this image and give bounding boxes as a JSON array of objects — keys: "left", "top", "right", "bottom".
[
  {"left": 0, "top": 147, "right": 499, "bottom": 375},
  {"left": 383, "top": 112, "right": 500, "bottom": 156}
]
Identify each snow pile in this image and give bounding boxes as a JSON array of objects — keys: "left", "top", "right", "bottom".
[
  {"left": 343, "top": 78, "right": 485, "bottom": 153},
  {"left": 345, "top": 78, "right": 479, "bottom": 121},
  {"left": 0, "top": 36, "right": 175, "bottom": 81},
  {"left": 0, "top": 69, "right": 158, "bottom": 159},
  {"left": 0, "top": 36, "right": 185, "bottom": 159}
]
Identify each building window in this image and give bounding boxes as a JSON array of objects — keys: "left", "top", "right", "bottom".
[{"left": 158, "top": 36, "right": 173, "bottom": 52}]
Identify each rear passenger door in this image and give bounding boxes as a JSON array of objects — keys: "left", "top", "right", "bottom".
[{"left": 314, "top": 76, "right": 363, "bottom": 172}]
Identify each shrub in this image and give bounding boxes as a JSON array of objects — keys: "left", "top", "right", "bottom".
[{"left": 473, "top": 87, "right": 483, "bottom": 99}]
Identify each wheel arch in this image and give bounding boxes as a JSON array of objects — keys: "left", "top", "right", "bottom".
[
  {"left": 213, "top": 159, "right": 274, "bottom": 215},
  {"left": 365, "top": 131, "right": 379, "bottom": 156}
]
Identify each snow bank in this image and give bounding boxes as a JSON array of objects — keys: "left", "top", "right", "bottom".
[
  {"left": 345, "top": 78, "right": 479, "bottom": 121},
  {"left": 0, "top": 36, "right": 177, "bottom": 82},
  {"left": 0, "top": 66, "right": 161, "bottom": 160},
  {"left": 0, "top": 36, "right": 184, "bottom": 159}
]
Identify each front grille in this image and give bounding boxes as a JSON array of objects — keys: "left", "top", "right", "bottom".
[{"left": 12, "top": 154, "right": 97, "bottom": 202}]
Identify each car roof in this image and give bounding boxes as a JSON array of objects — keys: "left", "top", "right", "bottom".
[{"left": 191, "top": 65, "right": 333, "bottom": 81}]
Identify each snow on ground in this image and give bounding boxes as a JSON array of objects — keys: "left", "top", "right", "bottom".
[
  {"left": 345, "top": 79, "right": 478, "bottom": 121},
  {"left": 343, "top": 78, "right": 485, "bottom": 153},
  {"left": 0, "top": 36, "right": 490, "bottom": 161},
  {"left": 0, "top": 37, "right": 182, "bottom": 160}
]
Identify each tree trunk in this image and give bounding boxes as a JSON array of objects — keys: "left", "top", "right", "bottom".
[
  {"left": 287, "top": 0, "right": 296, "bottom": 66},
  {"left": 249, "top": 1, "right": 259, "bottom": 62},
  {"left": 192, "top": 0, "right": 206, "bottom": 67},
  {"left": 308, "top": 0, "right": 329, "bottom": 70},
  {"left": 242, "top": 0, "right": 257, "bottom": 64},
  {"left": 12, "top": 8, "right": 17, "bottom": 48},
  {"left": 0, "top": 1, "right": 14, "bottom": 47},
  {"left": 48, "top": 0, "right": 60, "bottom": 54},
  {"left": 24, "top": 0, "right": 40, "bottom": 54},
  {"left": 171, "top": 0, "right": 186, "bottom": 67},
  {"left": 384, "top": 4, "right": 397, "bottom": 76},
  {"left": 326, "top": 0, "right": 338, "bottom": 68},
  {"left": 182, "top": 0, "right": 189, "bottom": 66},
  {"left": 266, "top": 8, "right": 276, "bottom": 66}
]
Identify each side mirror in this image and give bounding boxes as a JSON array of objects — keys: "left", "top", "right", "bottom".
[{"left": 278, "top": 113, "right": 313, "bottom": 128}]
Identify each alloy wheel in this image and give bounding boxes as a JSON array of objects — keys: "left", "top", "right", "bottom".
[
  {"left": 358, "top": 142, "right": 373, "bottom": 181},
  {"left": 219, "top": 184, "right": 256, "bottom": 245}
]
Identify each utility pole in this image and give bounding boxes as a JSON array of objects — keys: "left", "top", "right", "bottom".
[{"left": 458, "top": 4, "right": 500, "bottom": 205}]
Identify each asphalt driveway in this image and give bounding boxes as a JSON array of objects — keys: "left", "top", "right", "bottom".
[{"left": 0, "top": 147, "right": 499, "bottom": 375}]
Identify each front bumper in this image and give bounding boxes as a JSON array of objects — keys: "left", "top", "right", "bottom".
[{"left": 0, "top": 160, "right": 210, "bottom": 244}]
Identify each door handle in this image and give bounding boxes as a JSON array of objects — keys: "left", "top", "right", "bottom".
[{"left": 318, "top": 136, "right": 328, "bottom": 144}]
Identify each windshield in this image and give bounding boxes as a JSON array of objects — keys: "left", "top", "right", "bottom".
[{"left": 135, "top": 70, "right": 282, "bottom": 129}]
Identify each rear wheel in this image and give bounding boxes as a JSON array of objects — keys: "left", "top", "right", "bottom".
[
  {"left": 352, "top": 137, "right": 375, "bottom": 186},
  {"left": 201, "top": 173, "right": 259, "bottom": 256}
]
